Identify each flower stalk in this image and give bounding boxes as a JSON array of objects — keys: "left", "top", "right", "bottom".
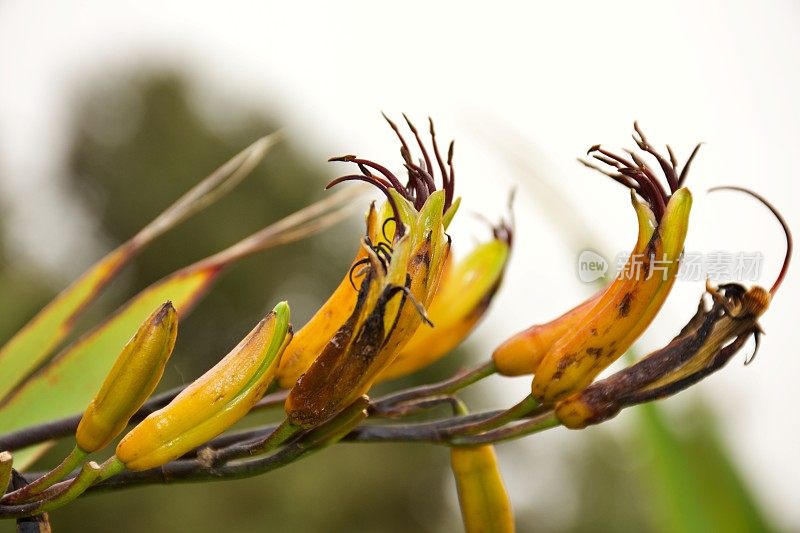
[{"left": 0, "top": 121, "right": 791, "bottom": 528}]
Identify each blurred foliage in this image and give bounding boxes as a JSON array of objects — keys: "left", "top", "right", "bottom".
[
  {"left": 0, "top": 198, "right": 53, "bottom": 343},
  {"left": 26, "top": 69, "right": 460, "bottom": 532},
  {"left": 635, "top": 402, "right": 772, "bottom": 533},
  {"left": 515, "top": 400, "right": 773, "bottom": 533},
  {"left": 64, "top": 72, "right": 347, "bottom": 378},
  {"left": 0, "top": 68, "right": 776, "bottom": 532}
]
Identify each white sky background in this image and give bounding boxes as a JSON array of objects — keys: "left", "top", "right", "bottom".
[{"left": 0, "top": 0, "right": 798, "bottom": 528}]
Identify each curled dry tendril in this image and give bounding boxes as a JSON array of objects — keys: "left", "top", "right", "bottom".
[{"left": 708, "top": 186, "right": 792, "bottom": 296}]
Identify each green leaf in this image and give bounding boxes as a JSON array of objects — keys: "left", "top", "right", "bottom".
[
  {"left": 0, "top": 247, "right": 131, "bottom": 401},
  {"left": 637, "top": 402, "right": 716, "bottom": 533},
  {"left": 0, "top": 135, "right": 278, "bottom": 400},
  {"left": 0, "top": 186, "right": 359, "bottom": 469},
  {"left": 0, "top": 267, "right": 219, "bottom": 468},
  {"left": 636, "top": 401, "right": 773, "bottom": 533}
]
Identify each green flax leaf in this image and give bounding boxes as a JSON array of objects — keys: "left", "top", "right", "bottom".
[{"left": 0, "top": 135, "right": 278, "bottom": 400}]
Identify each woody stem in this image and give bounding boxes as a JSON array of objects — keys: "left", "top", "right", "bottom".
[{"left": 371, "top": 360, "right": 496, "bottom": 412}]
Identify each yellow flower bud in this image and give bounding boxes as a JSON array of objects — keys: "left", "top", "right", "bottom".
[
  {"left": 451, "top": 445, "right": 515, "bottom": 533},
  {"left": 76, "top": 302, "right": 178, "bottom": 453},
  {"left": 115, "top": 302, "right": 291, "bottom": 471}
]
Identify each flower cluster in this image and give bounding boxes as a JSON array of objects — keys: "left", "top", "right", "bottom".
[{"left": 0, "top": 119, "right": 790, "bottom": 533}]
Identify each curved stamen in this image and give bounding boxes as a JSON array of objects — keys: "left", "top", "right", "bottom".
[
  {"left": 328, "top": 115, "right": 456, "bottom": 227},
  {"left": 678, "top": 143, "right": 703, "bottom": 188},
  {"left": 593, "top": 153, "right": 628, "bottom": 171},
  {"left": 582, "top": 125, "right": 700, "bottom": 223},
  {"left": 373, "top": 247, "right": 392, "bottom": 272},
  {"left": 401, "top": 166, "right": 420, "bottom": 203},
  {"left": 392, "top": 284, "right": 435, "bottom": 328},
  {"left": 708, "top": 186, "right": 792, "bottom": 296},
  {"left": 429, "top": 118, "right": 450, "bottom": 194},
  {"left": 405, "top": 159, "right": 436, "bottom": 195},
  {"left": 743, "top": 326, "right": 763, "bottom": 365},
  {"left": 578, "top": 158, "right": 640, "bottom": 189},
  {"left": 419, "top": 160, "right": 438, "bottom": 194},
  {"left": 625, "top": 149, "right": 670, "bottom": 202},
  {"left": 618, "top": 167, "right": 666, "bottom": 220},
  {"left": 382, "top": 278, "right": 435, "bottom": 333},
  {"left": 400, "top": 150, "right": 431, "bottom": 208},
  {"left": 621, "top": 163, "right": 667, "bottom": 214},
  {"left": 633, "top": 122, "right": 679, "bottom": 192},
  {"left": 382, "top": 217, "right": 397, "bottom": 242},
  {"left": 326, "top": 175, "right": 405, "bottom": 239},
  {"left": 403, "top": 113, "right": 434, "bottom": 179},
  {"left": 348, "top": 258, "right": 372, "bottom": 290},
  {"left": 364, "top": 237, "right": 392, "bottom": 268},
  {"left": 403, "top": 162, "right": 434, "bottom": 208},
  {"left": 329, "top": 156, "right": 406, "bottom": 193},
  {"left": 382, "top": 112, "right": 413, "bottom": 163},
  {"left": 357, "top": 163, "right": 376, "bottom": 179},
  {"left": 331, "top": 173, "right": 392, "bottom": 189},
  {"left": 385, "top": 114, "right": 433, "bottom": 206},
  {"left": 667, "top": 145, "right": 680, "bottom": 172},
  {"left": 446, "top": 141, "right": 455, "bottom": 209},
  {"left": 374, "top": 241, "right": 394, "bottom": 256},
  {"left": 595, "top": 146, "right": 638, "bottom": 169}
]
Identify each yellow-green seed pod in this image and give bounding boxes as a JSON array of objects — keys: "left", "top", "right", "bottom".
[
  {"left": 451, "top": 445, "right": 515, "bottom": 533},
  {"left": 115, "top": 302, "right": 291, "bottom": 471},
  {"left": 76, "top": 302, "right": 178, "bottom": 453}
]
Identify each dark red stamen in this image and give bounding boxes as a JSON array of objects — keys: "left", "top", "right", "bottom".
[
  {"left": 325, "top": 175, "right": 405, "bottom": 239},
  {"left": 328, "top": 115, "right": 456, "bottom": 228},
  {"left": 633, "top": 122, "right": 679, "bottom": 193},
  {"left": 403, "top": 114, "right": 434, "bottom": 179},
  {"left": 429, "top": 118, "right": 450, "bottom": 193},
  {"left": 382, "top": 112, "right": 413, "bottom": 162},
  {"left": 329, "top": 156, "right": 406, "bottom": 193},
  {"left": 580, "top": 123, "right": 700, "bottom": 223},
  {"left": 678, "top": 143, "right": 703, "bottom": 188},
  {"left": 446, "top": 141, "right": 455, "bottom": 209}
]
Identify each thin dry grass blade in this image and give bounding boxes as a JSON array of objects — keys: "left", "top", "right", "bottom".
[{"left": 0, "top": 135, "right": 280, "bottom": 400}]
